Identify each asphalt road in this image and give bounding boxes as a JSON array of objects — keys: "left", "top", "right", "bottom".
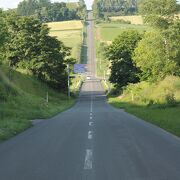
[{"left": 0, "top": 13, "right": 180, "bottom": 180}]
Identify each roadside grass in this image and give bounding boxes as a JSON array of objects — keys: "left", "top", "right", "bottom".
[
  {"left": 0, "top": 66, "right": 75, "bottom": 141},
  {"left": 109, "top": 98, "right": 180, "bottom": 137},
  {"left": 48, "top": 21, "right": 83, "bottom": 62},
  {"left": 108, "top": 76, "right": 180, "bottom": 137}
]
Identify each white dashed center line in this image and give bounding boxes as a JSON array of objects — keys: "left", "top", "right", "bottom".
[
  {"left": 89, "top": 122, "right": 93, "bottom": 126},
  {"left": 84, "top": 149, "right": 93, "bottom": 170},
  {"left": 88, "top": 131, "right": 93, "bottom": 139}
]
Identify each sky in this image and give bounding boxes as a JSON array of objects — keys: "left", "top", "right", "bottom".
[
  {"left": 0, "top": 0, "right": 94, "bottom": 10},
  {"left": 0, "top": 0, "right": 180, "bottom": 10}
]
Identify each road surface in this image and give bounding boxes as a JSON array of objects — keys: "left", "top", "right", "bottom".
[{"left": 0, "top": 13, "right": 180, "bottom": 180}]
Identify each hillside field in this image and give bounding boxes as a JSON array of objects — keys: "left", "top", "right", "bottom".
[
  {"left": 96, "top": 23, "right": 150, "bottom": 42},
  {"left": 109, "top": 76, "right": 180, "bottom": 137},
  {"left": 0, "top": 65, "right": 75, "bottom": 141},
  {"left": 110, "top": 15, "right": 143, "bottom": 25},
  {"left": 48, "top": 21, "right": 83, "bottom": 62}
]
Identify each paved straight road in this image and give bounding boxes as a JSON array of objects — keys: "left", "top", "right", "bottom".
[{"left": 0, "top": 13, "right": 180, "bottom": 180}]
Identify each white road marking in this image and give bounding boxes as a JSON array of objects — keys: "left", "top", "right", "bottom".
[
  {"left": 90, "top": 116, "right": 93, "bottom": 120},
  {"left": 90, "top": 79, "right": 93, "bottom": 113},
  {"left": 89, "top": 122, "right": 93, "bottom": 126},
  {"left": 84, "top": 149, "right": 93, "bottom": 170},
  {"left": 90, "top": 97, "right": 93, "bottom": 113},
  {"left": 88, "top": 131, "right": 93, "bottom": 139}
]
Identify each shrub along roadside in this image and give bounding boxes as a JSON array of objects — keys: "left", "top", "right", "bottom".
[{"left": 108, "top": 76, "right": 180, "bottom": 137}]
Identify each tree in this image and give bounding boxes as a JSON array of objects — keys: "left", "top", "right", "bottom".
[
  {"left": 163, "top": 19, "right": 180, "bottom": 69},
  {"left": 6, "top": 16, "right": 71, "bottom": 90},
  {"left": 0, "top": 10, "right": 9, "bottom": 62},
  {"left": 0, "top": 10, "right": 7, "bottom": 47},
  {"left": 106, "top": 30, "right": 142, "bottom": 88},
  {"left": 93, "top": 0, "right": 137, "bottom": 18},
  {"left": 17, "top": 0, "right": 39, "bottom": 16},
  {"left": 17, "top": 0, "right": 83, "bottom": 22},
  {"left": 140, "top": 0, "right": 179, "bottom": 29},
  {"left": 133, "top": 31, "right": 179, "bottom": 81},
  {"left": 77, "top": 0, "right": 87, "bottom": 20}
]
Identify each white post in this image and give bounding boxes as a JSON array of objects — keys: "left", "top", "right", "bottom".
[
  {"left": 104, "top": 70, "right": 106, "bottom": 81},
  {"left": 46, "top": 91, "right": 49, "bottom": 107},
  {"left": 67, "top": 64, "right": 70, "bottom": 99},
  {"left": 131, "top": 90, "right": 134, "bottom": 102}
]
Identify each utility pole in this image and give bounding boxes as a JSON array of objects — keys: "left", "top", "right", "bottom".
[
  {"left": 46, "top": 91, "right": 49, "bottom": 107},
  {"left": 67, "top": 64, "right": 70, "bottom": 99},
  {"left": 104, "top": 70, "right": 106, "bottom": 81}
]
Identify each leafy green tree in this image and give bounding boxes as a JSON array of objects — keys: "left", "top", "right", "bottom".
[
  {"left": 0, "top": 10, "right": 9, "bottom": 62},
  {"left": 133, "top": 31, "right": 179, "bottom": 81},
  {"left": 106, "top": 30, "right": 142, "bottom": 88},
  {"left": 17, "top": 0, "right": 39, "bottom": 16},
  {"left": 17, "top": 0, "right": 84, "bottom": 22},
  {"left": 77, "top": 0, "right": 87, "bottom": 20},
  {"left": 0, "top": 11, "right": 7, "bottom": 47},
  {"left": 163, "top": 19, "right": 180, "bottom": 68},
  {"left": 6, "top": 16, "right": 70, "bottom": 90},
  {"left": 93, "top": 0, "right": 137, "bottom": 18},
  {"left": 140, "top": 0, "right": 179, "bottom": 29}
]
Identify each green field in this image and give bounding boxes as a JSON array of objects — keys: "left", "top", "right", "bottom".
[
  {"left": 110, "top": 15, "right": 143, "bottom": 25},
  {"left": 48, "top": 21, "right": 83, "bottom": 62},
  {"left": 0, "top": 66, "right": 75, "bottom": 141},
  {"left": 96, "top": 23, "right": 150, "bottom": 42}
]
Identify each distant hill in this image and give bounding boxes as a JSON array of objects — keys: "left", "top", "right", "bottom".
[{"left": 110, "top": 15, "right": 143, "bottom": 25}]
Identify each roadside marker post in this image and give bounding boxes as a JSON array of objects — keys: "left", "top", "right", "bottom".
[{"left": 67, "top": 64, "right": 70, "bottom": 99}]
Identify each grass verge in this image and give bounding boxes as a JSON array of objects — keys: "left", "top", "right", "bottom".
[
  {"left": 109, "top": 97, "right": 180, "bottom": 137},
  {"left": 0, "top": 66, "right": 75, "bottom": 141},
  {"left": 108, "top": 76, "right": 180, "bottom": 137}
]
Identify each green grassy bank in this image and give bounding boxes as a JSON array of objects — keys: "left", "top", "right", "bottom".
[
  {"left": 108, "top": 76, "right": 180, "bottom": 137},
  {"left": 0, "top": 66, "right": 75, "bottom": 141}
]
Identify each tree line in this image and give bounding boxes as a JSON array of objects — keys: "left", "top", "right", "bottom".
[
  {"left": 17, "top": 0, "right": 87, "bottom": 22},
  {"left": 0, "top": 9, "right": 76, "bottom": 91},
  {"left": 93, "top": 0, "right": 138, "bottom": 19},
  {"left": 103, "top": 0, "right": 180, "bottom": 90}
]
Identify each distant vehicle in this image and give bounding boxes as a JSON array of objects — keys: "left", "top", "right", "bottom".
[{"left": 86, "top": 76, "right": 91, "bottom": 80}]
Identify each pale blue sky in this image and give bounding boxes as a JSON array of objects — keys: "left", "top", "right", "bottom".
[
  {"left": 0, "top": 0, "right": 180, "bottom": 10},
  {"left": 0, "top": 0, "right": 94, "bottom": 10}
]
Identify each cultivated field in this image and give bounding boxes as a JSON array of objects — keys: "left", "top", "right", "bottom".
[
  {"left": 96, "top": 23, "right": 150, "bottom": 42},
  {"left": 110, "top": 15, "right": 143, "bottom": 25},
  {"left": 48, "top": 21, "right": 83, "bottom": 62},
  {"left": 48, "top": 20, "right": 83, "bottom": 31}
]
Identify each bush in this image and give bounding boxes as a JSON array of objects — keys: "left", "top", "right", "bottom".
[
  {"left": 122, "top": 76, "right": 180, "bottom": 106},
  {"left": 114, "top": 19, "right": 131, "bottom": 24},
  {"left": 0, "top": 70, "right": 19, "bottom": 101}
]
